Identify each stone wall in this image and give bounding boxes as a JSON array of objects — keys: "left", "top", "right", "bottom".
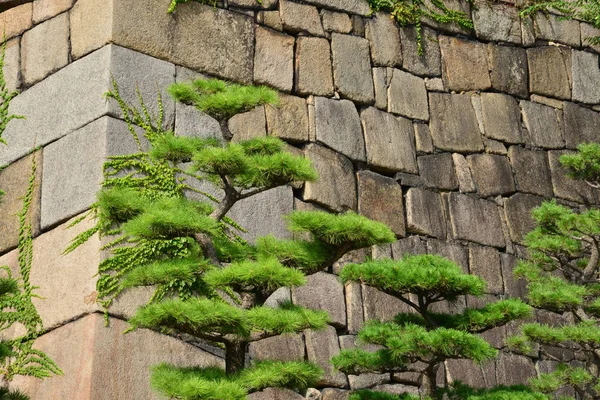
[{"left": 1, "top": 0, "right": 600, "bottom": 398}]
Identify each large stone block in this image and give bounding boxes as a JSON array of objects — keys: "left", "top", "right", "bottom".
[
  {"left": 426, "top": 239, "right": 469, "bottom": 271},
  {"left": 357, "top": 170, "right": 405, "bottom": 237},
  {"left": 365, "top": 12, "right": 401, "bottom": 67},
  {"left": 504, "top": 194, "right": 544, "bottom": 245},
  {"left": 331, "top": 33, "right": 375, "bottom": 104},
  {"left": 229, "top": 106, "right": 266, "bottom": 142},
  {"left": 265, "top": 94, "right": 308, "bottom": 143},
  {"left": 305, "top": 325, "right": 348, "bottom": 387},
  {"left": 496, "top": 352, "right": 536, "bottom": 386},
  {"left": 406, "top": 188, "right": 446, "bottom": 239},
  {"left": 480, "top": 93, "right": 523, "bottom": 144},
  {"left": 4, "top": 38, "right": 19, "bottom": 93},
  {"left": 400, "top": 26, "right": 441, "bottom": 77},
  {"left": 249, "top": 333, "right": 305, "bottom": 362},
  {"left": 362, "top": 285, "right": 413, "bottom": 322},
  {"left": 345, "top": 282, "right": 363, "bottom": 334},
  {"left": 69, "top": 0, "right": 113, "bottom": 59},
  {"left": 302, "top": 144, "right": 357, "bottom": 212},
  {"left": 313, "top": 97, "right": 365, "bottom": 161},
  {"left": 572, "top": 49, "right": 600, "bottom": 104},
  {"left": 388, "top": 69, "right": 429, "bottom": 121},
  {"left": 418, "top": 153, "right": 458, "bottom": 190},
  {"left": 1, "top": 44, "right": 175, "bottom": 166},
  {"left": 0, "top": 2, "right": 32, "bottom": 39},
  {"left": 446, "top": 359, "right": 490, "bottom": 388},
  {"left": 294, "top": 37, "right": 334, "bottom": 97},
  {"left": 469, "top": 245, "right": 503, "bottom": 295},
  {"left": 33, "top": 0, "right": 73, "bottom": 23},
  {"left": 534, "top": 12, "right": 580, "bottom": 47},
  {"left": 322, "top": 388, "right": 350, "bottom": 400},
  {"left": 280, "top": 0, "right": 324, "bottom": 36},
  {"left": 439, "top": 36, "right": 490, "bottom": 92},
  {"left": 302, "top": 0, "right": 370, "bottom": 15},
  {"left": 361, "top": 107, "right": 417, "bottom": 173},
  {"left": 448, "top": 193, "right": 505, "bottom": 248},
  {"left": 249, "top": 388, "right": 304, "bottom": 400},
  {"left": 414, "top": 123, "right": 434, "bottom": 153},
  {"left": 12, "top": 314, "right": 222, "bottom": 399},
  {"left": 467, "top": 154, "right": 515, "bottom": 198},
  {"left": 392, "top": 236, "right": 427, "bottom": 259},
  {"left": 452, "top": 153, "right": 476, "bottom": 193},
  {"left": 521, "top": 101, "right": 564, "bottom": 149},
  {"left": 372, "top": 67, "right": 390, "bottom": 110},
  {"left": 293, "top": 272, "right": 346, "bottom": 327},
  {"left": 563, "top": 101, "right": 600, "bottom": 150},
  {"left": 429, "top": 93, "right": 483, "bottom": 153},
  {"left": 488, "top": 44, "right": 528, "bottom": 99},
  {"left": 40, "top": 117, "right": 145, "bottom": 229},
  {"left": 0, "top": 152, "right": 41, "bottom": 254},
  {"left": 254, "top": 27, "right": 294, "bottom": 92},
  {"left": 548, "top": 150, "right": 598, "bottom": 204},
  {"left": 508, "top": 147, "right": 553, "bottom": 198},
  {"left": 321, "top": 10, "right": 352, "bottom": 33},
  {"left": 472, "top": 1, "right": 521, "bottom": 43},
  {"left": 21, "top": 12, "right": 69, "bottom": 85},
  {"left": 527, "top": 46, "right": 571, "bottom": 100},
  {"left": 501, "top": 253, "right": 528, "bottom": 299}
]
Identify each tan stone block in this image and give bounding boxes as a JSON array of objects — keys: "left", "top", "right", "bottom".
[
  {"left": 12, "top": 314, "right": 222, "bottom": 399},
  {"left": 265, "top": 94, "right": 308, "bottom": 143},
  {"left": 357, "top": 170, "right": 405, "bottom": 237},
  {"left": 4, "top": 37, "right": 19, "bottom": 93},
  {"left": 295, "top": 36, "right": 333, "bottom": 97},
  {"left": 33, "top": 0, "right": 73, "bottom": 23},
  {"left": 0, "top": 2, "right": 32, "bottom": 39},
  {"left": 440, "top": 35, "right": 490, "bottom": 92},
  {"left": 21, "top": 12, "right": 69, "bottom": 85},
  {"left": 254, "top": 26, "right": 294, "bottom": 92},
  {"left": 70, "top": 0, "right": 113, "bottom": 59}
]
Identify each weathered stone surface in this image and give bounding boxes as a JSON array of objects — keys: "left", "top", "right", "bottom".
[
  {"left": 305, "top": 325, "right": 348, "bottom": 387},
  {"left": 427, "top": 239, "right": 469, "bottom": 271},
  {"left": 388, "top": 69, "right": 429, "bottom": 121},
  {"left": 33, "top": 0, "right": 72, "bottom": 23},
  {"left": 527, "top": 46, "right": 571, "bottom": 100},
  {"left": 549, "top": 150, "right": 598, "bottom": 204},
  {"left": 227, "top": 186, "right": 294, "bottom": 243},
  {"left": 351, "top": 15, "right": 365, "bottom": 35},
  {"left": 0, "top": 152, "right": 41, "bottom": 254},
  {"left": 485, "top": 139, "right": 508, "bottom": 155},
  {"left": 254, "top": 27, "right": 294, "bottom": 92},
  {"left": 345, "top": 282, "right": 363, "bottom": 334},
  {"left": 373, "top": 67, "right": 390, "bottom": 110},
  {"left": 521, "top": 101, "right": 564, "bottom": 149},
  {"left": 504, "top": 194, "right": 544, "bottom": 245},
  {"left": 69, "top": 0, "right": 113, "bottom": 59},
  {"left": 418, "top": 153, "right": 458, "bottom": 190},
  {"left": 0, "top": 2, "right": 32, "bottom": 39},
  {"left": 392, "top": 236, "right": 427, "bottom": 259},
  {"left": 302, "top": 0, "right": 371, "bottom": 15},
  {"left": 331, "top": 33, "right": 375, "bottom": 104},
  {"left": 399, "top": 26, "right": 441, "bottom": 77},
  {"left": 357, "top": 170, "right": 405, "bottom": 236},
  {"left": 280, "top": 0, "right": 323, "bottom": 36},
  {"left": 480, "top": 93, "right": 523, "bottom": 144},
  {"left": 265, "top": 94, "right": 308, "bottom": 143},
  {"left": 362, "top": 285, "right": 413, "bottom": 321},
  {"left": 563, "top": 101, "right": 600, "bottom": 149},
  {"left": 429, "top": 93, "right": 484, "bottom": 153},
  {"left": 4, "top": 38, "right": 19, "bottom": 93},
  {"left": 303, "top": 144, "right": 357, "bottom": 212},
  {"left": 314, "top": 97, "right": 365, "bottom": 161},
  {"left": 488, "top": 44, "right": 529, "bottom": 98},
  {"left": 349, "top": 373, "right": 389, "bottom": 390},
  {"left": 322, "top": 389, "right": 350, "bottom": 400},
  {"left": 449, "top": 193, "right": 505, "bottom": 248},
  {"left": 175, "top": 103, "right": 222, "bottom": 140},
  {"left": 496, "top": 352, "right": 536, "bottom": 386},
  {"left": 467, "top": 154, "right": 515, "bottom": 197},
  {"left": 469, "top": 245, "right": 503, "bottom": 295},
  {"left": 508, "top": 147, "right": 553, "bottom": 197},
  {"left": 293, "top": 272, "right": 346, "bottom": 327},
  {"left": 572, "top": 49, "right": 600, "bottom": 104},
  {"left": 258, "top": 10, "right": 282, "bottom": 30},
  {"left": 440, "top": 36, "right": 490, "bottom": 92},
  {"left": 501, "top": 253, "right": 528, "bottom": 299},
  {"left": 295, "top": 37, "right": 334, "bottom": 97},
  {"left": 406, "top": 188, "right": 446, "bottom": 239},
  {"left": 361, "top": 107, "right": 417, "bottom": 173},
  {"left": 249, "top": 334, "right": 305, "bottom": 362},
  {"left": 581, "top": 23, "right": 600, "bottom": 53},
  {"left": 472, "top": 1, "right": 521, "bottom": 43},
  {"left": 453, "top": 153, "right": 476, "bottom": 193},
  {"left": 446, "top": 359, "right": 489, "bottom": 388},
  {"left": 321, "top": 10, "right": 352, "bottom": 33},
  {"left": 21, "top": 12, "right": 69, "bottom": 85},
  {"left": 249, "top": 388, "right": 304, "bottom": 400},
  {"left": 229, "top": 106, "right": 266, "bottom": 142},
  {"left": 1, "top": 45, "right": 175, "bottom": 166},
  {"left": 365, "top": 12, "right": 401, "bottom": 67},
  {"left": 534, "top": 12, "right": 580, "bottom": 47},
  {"left": 414, "top": 123, "right": 434, "bottom": 153},
  {"left": 264, "top": 287, "right": 291, "bottom": 308},
  {"left": 12, "top": 314, "right": 222, "bottom": 399}
]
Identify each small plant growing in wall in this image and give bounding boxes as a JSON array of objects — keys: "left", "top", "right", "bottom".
[{"left": 68, "top": 77, "right": 398, "bottom": 399}]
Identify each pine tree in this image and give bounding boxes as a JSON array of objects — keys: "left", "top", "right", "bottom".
[
  {"left": 69, "top": 77, "right": 397, "bottom": 399},
  {"left": 331, "top": 254, "right": 532, "bottom": 398},
  {"left": 509, "top": 143, "right": 600, "bottom": 399}
]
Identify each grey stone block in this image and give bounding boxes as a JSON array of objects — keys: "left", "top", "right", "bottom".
[
  {"left": 534, "top": 12, "right": 580, "bottom": 47},
  {"left": 302, "top": 143, "right": 357, "bottom": 212},
  {"left": 508, "top": 147, "right": 553, "bottom": 198},
  {"left": 357, "top": 170, "right": 405, "bottom": 237},
  {"left": 426, "top": 239, "right": 469, "bottom": 272},
  {"left": 448, "top": 193, "right": 505, "bottom": 248},
  {"left": 229, "top": 106, "right": 266, "bottom": 142},
  {"left": 280, "top": 0, "right": 324, "bottom": 36},
  {"left": 480, "top": 93, "right": 523, "bottom": 144},
  {"left": 467, "top": 154, "right": 515, "bottom": 197},
  {"left": 414, "top": 123, "right": 434, "bottom": 153},
  {"left": 175, "top": 102, "right": 222, "bottom": 140},
  {"left": 349, "top": 373, "right": 389, "bottom": 390},
  {"left": 469, "top": 245, "right": 503, "bottom": 295},
  {"left": 313, "top": 97, "right": 365, "bottom": 161},
  {"left": 301, "top": 0, "right": 371, "bottom": 15},
  {"left": 293, "top": 272, "right": 346, "bottom": 327},
  {"left": 249, "top": 389, "right": 304, "bottom": 400},
  {"left": 440, "top": 36, "right": 490, "bottom": 92},
  {"left": 392, "top": 236, "right": 427, "bottom": 259},
  {"left": 4, "top": 38, "right": 19, "bottom": 93},
  {"left": 322, "top": 389, "right": 350, "bottom": 400},
  {"left": 527, "top": 46, "right": 571, "bottom": 100},
  {"left": 249, "top": 333, "right": 305, "bottom": 362},
  {"left": 496, "top": 352, "right": 536, "bottom": 386},
  {"left": 472, "top": 1, "right": 521, "bottom": 44},
  {"left": 258, "top": 10, "right": 282, "bottom": 31},
  {"left": 489, "top": 44, "right": 529, "bottom": 99},
  {"left": 549, "top": 150, "right": 598, "bottom": 204},
  {"left": 572, "top": 49, "right": 600, "bottom": 104},
  {"left": 345, "top": 282, "right": 363, "bottom": 334},
  {"left": 254, "top": 27, "right": 294, "bottom": 92},
  {"left": 446, "top": 359, "right": 489, "bottom": 388},
  {"left": 400, "top": 26, "right": 441, "bottom": 77},
  {"left": 295, "top": 37, "right": 334, "bottom": 97},
  {"left": 361, "top": 107, "right": 417, "bottom": 173},
  {"left": 362, "top": 284, "right": 414, "bottom": 321},
  {"left": 365, "top": 11, "right": 401, "bottom": 67},
  {"left": 406, "top": 188, "right": 446, "bottom": 239},
  {"left": 331, "top": 33, "right": 375, "bottom": 104},
  {"left": 501, "top": 253, "right": 528, "bottom": 299},
  {"left": 418, "top": 153, "right": 458, "bottom": 190},
  {"left": 563, "top": 101, "right": 600, "bottom": 150},
  {"left": 521, "top": 101, "right": 564, "bottom": 149},
  {"left": 40, "top": 117, "right": 144, "bottom": 229},
  {"left": 388, "top": 68, "right": 429, "bottom": 121},
  {"left": 429, "top": 93, "right": 484, "bottom": 153},
  {"left": 305, "top": 325, "right": 348, "bottom": 387},
  {"left": 321, "top": 10, "right": 352, "bottom": 33},
  {"left": 373, "top": 67, "right": 390, "bottom": 110},
  {"left": 453, "top": 153, "right": 476, "bottom": 193},
  {"left": 266, "top": 94, "right": 309, "bottom": 143},
  {"left": 1, "top": 44, "right": 175, "bottom": 167}
]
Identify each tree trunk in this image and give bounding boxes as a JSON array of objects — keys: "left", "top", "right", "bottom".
[
  {"left": 422, "top": 364, "right": 438, "bottom": 397},
  {"left": 225, "top": 341, "right": 247, "bottom": 375}
]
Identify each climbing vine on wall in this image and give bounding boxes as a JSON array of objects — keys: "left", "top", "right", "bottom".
[{"left": 0, "top": 38, "right": 23, "bottom": 146}]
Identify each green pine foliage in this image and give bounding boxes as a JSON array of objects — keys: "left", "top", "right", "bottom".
[
  {"left": 333, "top": 254, "right": 531, "bottom": 397},
  {"left": 68, "top": 77, "right": 397, "bottom": 399},
  {"left": 509, "top": 143, "right": 600, "bottom": 398}
]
